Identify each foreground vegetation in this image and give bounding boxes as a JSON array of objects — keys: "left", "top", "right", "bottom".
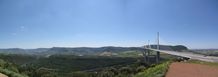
[
  {"left": 0, "top": 59, "right": 28, "bottom": 77},
  {"left": 0, "top": 53, "right": 175, "bottom": 77},
  {"left": 134, "top": 61, "right": 171, "bottom": 77},
  {"left": 0, "top": 54, "right": 143, "bottom": 77},
  {"left": 0, "top": 51, "right": 177, "bottom": 77},
  {"left": 0, "top": 43, "right": 190, "bottom": 77}
]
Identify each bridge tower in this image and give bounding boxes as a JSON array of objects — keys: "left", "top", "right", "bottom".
[{"left": 156, "top": 32, "right": 160, "bottom": 63}]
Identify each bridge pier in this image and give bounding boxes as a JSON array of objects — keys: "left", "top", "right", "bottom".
[
  {"left": 156, "top": 32, "right": 160, "bottom": 63},
  {"left": 143, "top": 49, "right": 148, "bottom": 64},
  {"left": 145, "top": 49, "right": 151, "bottom": 64},
  {"left": 143, "top": 49, "right": 151, "bottom": 65},
  {"left": 156, "top": 51, "right": 160, "bottom": 63},
  {"left": 144, "top": 32, "right": 161, "bottom": 64}
]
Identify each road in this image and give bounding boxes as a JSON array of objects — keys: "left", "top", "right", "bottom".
[{"left": 147, "top": 48, "right": 218, "bottom": 62}]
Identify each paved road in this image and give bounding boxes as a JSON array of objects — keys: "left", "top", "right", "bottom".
[{"left": 147, "top": 48, "right": 218, "bottom": 62}]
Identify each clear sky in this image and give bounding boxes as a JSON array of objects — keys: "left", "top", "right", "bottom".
[{"left": 0, "top": 0, "right": 218, "bottom": 49}]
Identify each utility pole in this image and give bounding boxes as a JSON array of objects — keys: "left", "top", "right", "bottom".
[{"left": 156, "top": 32, "right": 160, "bottom": 63}]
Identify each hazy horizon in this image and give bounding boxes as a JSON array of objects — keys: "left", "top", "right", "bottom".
[
  {"left": 0, "top": 0, "right": 218, "bottom": 49},
  {"left": 0, "top": 45, "right": 217, "bottom": 50}
]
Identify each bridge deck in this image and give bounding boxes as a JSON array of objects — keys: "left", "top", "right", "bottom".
[{"left": 147, "top": 48, "right": 218, "bottom": 62}]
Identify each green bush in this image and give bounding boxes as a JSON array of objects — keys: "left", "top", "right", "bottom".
[
  {"left": 134, "top": 61, "right": 171, "bottom": 77},
  {"left": 0, "top": 59, "right": 28, "bottom": 77},
  {"left": 0, "top": 67, "right": 28, "bottom": 77}
]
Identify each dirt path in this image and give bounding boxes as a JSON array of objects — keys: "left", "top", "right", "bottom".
[
  {"left": 166, "top": 62, "right": 218, "bottom": 77},
  {"left": 0, "top": 73, "right": 7, "bottom": 77}
]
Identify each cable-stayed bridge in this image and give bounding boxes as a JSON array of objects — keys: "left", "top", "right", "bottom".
[
  {"left": 145, "top": 32, "right": 218, "bottom": 63},
  {"left": 147, "top": 48, "right": 218, "bottom": 62}
]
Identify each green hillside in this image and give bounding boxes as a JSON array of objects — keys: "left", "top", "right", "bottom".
[{"left": 0, "top": 59, "right": 28, "bottom": 77}]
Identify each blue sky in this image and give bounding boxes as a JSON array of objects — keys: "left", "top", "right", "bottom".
[{"left": 0, "top": 0, "right": 218, "bottom": 49}]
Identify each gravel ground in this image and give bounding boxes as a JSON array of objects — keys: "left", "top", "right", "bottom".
[{"left": 166, "top": 62, "right": 218, "bottom": 77}]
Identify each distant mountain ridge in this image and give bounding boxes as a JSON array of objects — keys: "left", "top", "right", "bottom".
[{"left": 0, "top": 45, "right": 188, "bottom": 56}]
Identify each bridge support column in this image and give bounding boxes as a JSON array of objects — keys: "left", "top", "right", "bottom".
[
  {"left": 156, "top": 32, "right": 160, "bottom": 63},
  {"left": 143, "top": 46, "right": 151, "bottom": 65},
  {"left": 147, "top": 50, "right": 150, "bottom": 64},
  {"left": 143, "top": 49, "right": 148, "bottom": 64},
  {"left": 156, "top": 51, "right": 160, "bottom": 63}
]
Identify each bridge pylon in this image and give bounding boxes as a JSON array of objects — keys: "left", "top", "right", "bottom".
[{"left": 156, "top": 32, "right": 160, "bottom": 63}]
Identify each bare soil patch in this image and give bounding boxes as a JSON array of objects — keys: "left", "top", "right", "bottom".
[
  {"left": 0, "top": 73, "right": 7, "bottom": 77},
  {"left": 166, "top": 62, "right": 218, "bottom": 77}
]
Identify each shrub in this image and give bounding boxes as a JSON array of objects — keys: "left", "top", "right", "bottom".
[
  {"left": 134, "top": 61, "right": 171, "bottom": 77},
  {"left": 0, "top": 67, "right": 28, "bottom": 77}
]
